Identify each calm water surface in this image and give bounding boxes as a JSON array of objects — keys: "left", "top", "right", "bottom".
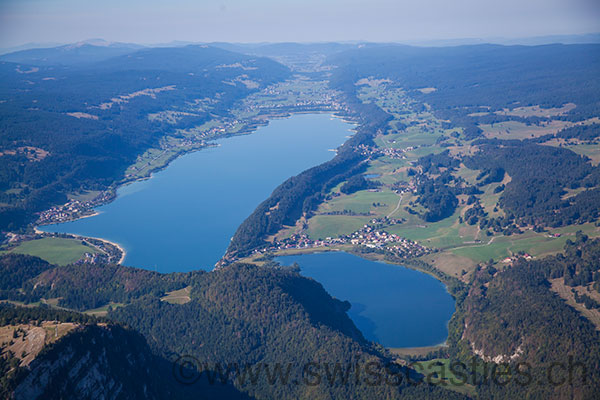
[
  {"left": 43, "top": 113, "right": 455, "bottom": 348},
  {"left": 42, "top": 114, "right": 353, "bottom": 271},
  {"left": 276, "top": 252, "right": 455, "bottom": 348}
]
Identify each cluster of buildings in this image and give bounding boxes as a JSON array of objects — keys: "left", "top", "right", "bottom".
[
  {"left": 243, "top": 97, "right": 342, "bottom": 114},
  {"left": 357, "top": 144, "right": 414, "bottom": 159},
  {"left": 36, "top": 191, "right": 115, "bottom": 225},
  {"left": 501, "top": 253, "right": 533, "bottom": 265},
  {"left": 344, "top": 225, "right": 431, "bottom": 257},
  {"left": 172, "top": 82, "right": 353, "bottom": 151},
  {"left": 241, "top": 82, "right": 344, "bottom": 114},
  {"left": 192, "top": 119, "right": 243, "bottom": 139},
  {"left": 254, "top": 225, "right": 430, "bottom": 259},
  {"left": 75, "top": 252, "right": 108, "bottom": 265},
  {"left": 368, "top": 217, "right": 404, "bottom": 226},
  {"left": 390, "top": 180, "right": 417, "bottom": 194}
]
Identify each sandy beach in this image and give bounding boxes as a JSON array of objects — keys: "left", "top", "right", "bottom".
[{"left": 89, "top": 235, "right": 127, "bottom": 264}]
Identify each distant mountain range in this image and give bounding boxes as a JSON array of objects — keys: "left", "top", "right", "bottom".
[
  {"left": 0, "top": 40, "right": 144, "bottom": 66},
  {"left": 403, "top": 32, "right": 600, "bottom": 47},
  {"left": 2, "top": 32, "right": 598, "bottom": 63},
  {"left": 0, "top": 41, "right": 359, "bottom": 67}
]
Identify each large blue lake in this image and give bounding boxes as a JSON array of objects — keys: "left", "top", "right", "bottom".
[
  {"left": 42, "top": 113, "right": 455, "bottom": 348},
  {"left": 277, "top": 252, "right": 454, "bottom": 348},
  {"left": 41, "top": 114, "right": 353, "bottom": 271}
]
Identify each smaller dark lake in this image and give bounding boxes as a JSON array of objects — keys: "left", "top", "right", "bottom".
[{"left": 276, "top": 251, "right": 455, "bottom": 348}]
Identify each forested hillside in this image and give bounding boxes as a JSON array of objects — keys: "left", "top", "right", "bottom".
[
  {"left": 329, "top": 43, "right": 600, "bottom": 114},
  {"left": 464, "top": 140, "right": 600, "bottom": 227},
  {"left": 2, "top": 238, "right": 600, "bottom": 398},
  {"left": 0, "top": 304, "right": 249, "bottom": 399},
  {"left": 0, "top": 42, "right": 141, "bottom": 66},
  {"left": 458, "top": 236, "right": 600, "bottom": 399},
  {"left": 0, "top": 45, "right": 290, "bottom": 231},
  {"left": 329, "top": 44, "right": 600, "bottom": 137},
  {"left": 0, "top": 255, "right": 465, "bottom": 399}
]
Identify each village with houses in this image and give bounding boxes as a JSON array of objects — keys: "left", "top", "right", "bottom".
[
  {"left": 36, "top": 191, "right": 115, "bottom": 225},
  {"left": 357, "top": 143, "right": 420, "bottom": 160},
  {"left": 253, "top": 222, "right": 432, "bottom": 260}
]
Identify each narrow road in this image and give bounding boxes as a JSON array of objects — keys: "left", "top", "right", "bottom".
[{"left": 387, "top": 193, "right": 403, "bottom": 218}]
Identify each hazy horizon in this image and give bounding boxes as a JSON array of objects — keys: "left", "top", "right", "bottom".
[{"left": 1, "top": 0, "right": 599, "bottom": 49}]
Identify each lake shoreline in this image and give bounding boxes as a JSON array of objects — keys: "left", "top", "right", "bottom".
[
  {"left": 255, "top": 245, "right": 455, "bottom": 290},
  {"left": 87, "top": 235, "right": 127, "bottom": 265},
  {"left": 276, "top": 251, "right": 455, "bottom": 348},
  {"left": 41, "top": 110, "right": 354, "bottom": 211},
  {"left": 32, "top": 109, "right": 355, "bottom": 266},
  {"left": 260, "top": 246, "right": 457, "bottom": 348},
  {"left": 388, "top": 344, "right": 448, "bottom": 358},
  {"left": 36, "top": 112, "right": 357, "bottom": 270}
]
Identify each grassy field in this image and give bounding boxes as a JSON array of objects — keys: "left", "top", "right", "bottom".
[
  {"left": 84, "top": 302, "right": 124, "bottom": 317},
  {"left": 387, "top": 208, "right": 468, "bottom": 248},
  {"left": 322, "top": 189, "right": 400, "bottom": 215},
  {"left": 550, "top": 278, "right": 600, "bottom": 330},
  {"left": 480, "top": 120, "right": 571, "bottom": 140},
  {"left": 563, "top": 142, "right": 600, "bottom": 166},
  {"left": 67, "top": 190, "right": 102, "bottom": 202},
  {"left": 3, "top": 237, "right": 99, "bottom": 265},
  {"left": 161, "top": 286, "right": 192, "bottom": 304},
  {"left": 306, "top": 188, "right": 407, "bottom": 240},
  {"left": 307, "top": 215, "right": 371, "bottom": 240},
  {"left": 365, "top": 160, "right": 408, "bottom": 185},
  {"left": 450, "top": 223, "right": 599, "bottom": 264},
  {"left": 494, "top": 103, "right": 576, "bottom": 118}
]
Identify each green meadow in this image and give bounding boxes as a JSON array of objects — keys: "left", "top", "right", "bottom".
[{"left": 3, "top": 237, "right": 99, "bottom": 266}]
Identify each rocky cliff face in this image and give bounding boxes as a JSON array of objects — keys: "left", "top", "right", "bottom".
[{"left": 12, "top": 324, "right": 169, "bottom": 400}]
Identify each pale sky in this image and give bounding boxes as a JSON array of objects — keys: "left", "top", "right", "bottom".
[{"left": 1, "top": 0, "right": 599, "bottom": 48}]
